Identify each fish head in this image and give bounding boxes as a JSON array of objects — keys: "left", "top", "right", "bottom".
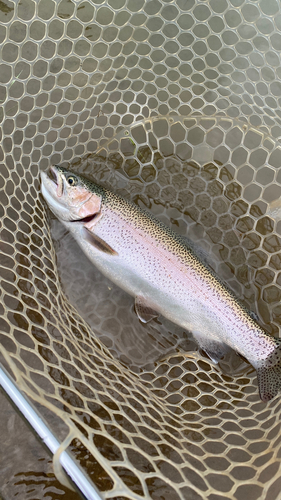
[{"left": 40, "top": 165, "right": 102, "bottom": 222}]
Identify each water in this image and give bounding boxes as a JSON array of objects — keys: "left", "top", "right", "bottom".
[{"left": 0, "top": 389, "right": 81, "bottom": 500}]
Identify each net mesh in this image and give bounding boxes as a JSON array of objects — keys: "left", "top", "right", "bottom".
[{"left": 1, "top": 1, "right": 281, "bottom": 499}]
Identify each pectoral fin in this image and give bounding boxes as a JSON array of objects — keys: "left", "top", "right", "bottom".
[
  {"left": 135, "top": 295, "right": 159, "bottom": 323},
  {"left": 83, "top": 227, "right": 118, "bottom": 256}
]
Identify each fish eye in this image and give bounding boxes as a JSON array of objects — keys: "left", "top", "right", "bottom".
[{"left": 67, "top": 175, "right": 77, "bottom": 186}]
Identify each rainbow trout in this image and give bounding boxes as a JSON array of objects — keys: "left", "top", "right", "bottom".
[{"left": 41, "top": 165, "right": 281, "bottom": 402}]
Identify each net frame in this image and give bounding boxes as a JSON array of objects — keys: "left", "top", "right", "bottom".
[{"left": 1, "top": 1, "right": 281, "bottom": 499}]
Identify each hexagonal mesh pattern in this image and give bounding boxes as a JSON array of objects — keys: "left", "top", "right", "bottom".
[{"left": 1, "top": 1, "right": 281, "bottom": 499}]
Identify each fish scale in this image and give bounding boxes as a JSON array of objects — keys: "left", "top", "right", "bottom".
[{"left": 41, "top": 165, "right": 281, "bottom": 402}]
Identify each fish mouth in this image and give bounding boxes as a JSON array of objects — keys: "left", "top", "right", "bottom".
[
  {"left": 70, "top": 213, "right": 99, "bottom": 223},
  {"left": 47, "top": 166, "right": 59, "bottom": 185},
  {"left": 46, "top": 165, "right": 64, "bottom": 197}
]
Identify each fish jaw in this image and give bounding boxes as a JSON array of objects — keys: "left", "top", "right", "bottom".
[
  {"left": 41, "top": 169, "right": 71, "bottom": 221},
  {"left": 40, "top": 167, "right": 102, "bottom": 222}
]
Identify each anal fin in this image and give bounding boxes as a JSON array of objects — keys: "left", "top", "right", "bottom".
[
  {"left": 193, "top": 332, "right": 231, "bottom": 364},
  {"left": 202, "top": 344, "right": 230, "bottom": 364},
  {"left": 135, "top": 295, "right": 159, "bottom": 323}
]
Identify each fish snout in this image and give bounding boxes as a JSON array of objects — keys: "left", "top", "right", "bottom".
[{"left": 46, "top": 165, "right": 59, "bottom": 185}]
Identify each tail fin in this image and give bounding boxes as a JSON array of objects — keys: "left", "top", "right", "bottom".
[{"left": 257, "top": 341, "right": 281, "bottom": 402}]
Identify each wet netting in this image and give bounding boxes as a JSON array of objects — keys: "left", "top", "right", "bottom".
[{"left": 1, "top": 1, "right": 281, "bottom": 499}]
